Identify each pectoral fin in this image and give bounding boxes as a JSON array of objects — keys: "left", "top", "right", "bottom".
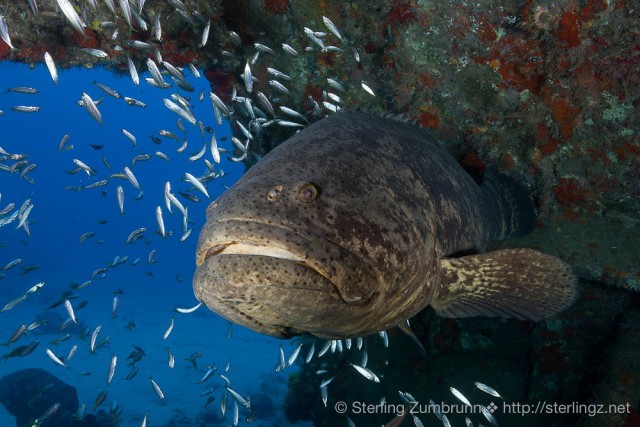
[{"left": 432, "top": 248, "right": 578, "bottom": 321}]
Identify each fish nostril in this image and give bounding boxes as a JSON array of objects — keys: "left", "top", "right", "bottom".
[
  {"left": 206, "top": 201, "right": 218, "bottom": 217},
  {"left": 267, "top": 185, "right": 284, "bottom": 202}
]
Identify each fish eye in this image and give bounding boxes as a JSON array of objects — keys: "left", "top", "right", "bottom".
[
  {"left": 298, "top": 182, "right": 320, "bottom": 203},
  {"left": 267, "top": 186, "right": 284, "bottom": 202}
]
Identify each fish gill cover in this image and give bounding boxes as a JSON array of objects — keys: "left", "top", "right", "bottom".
[{"left": 0, "top": 1, "right": 638, "bottom": 427}]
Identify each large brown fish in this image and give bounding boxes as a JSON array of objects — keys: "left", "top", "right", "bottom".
[{"left": 193, "top": 110, "right": 577, "bottom": 339}]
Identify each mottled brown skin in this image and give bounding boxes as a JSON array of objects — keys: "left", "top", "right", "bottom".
[{"left": 193, "top": 110, "right": 577, "bottom": 339}]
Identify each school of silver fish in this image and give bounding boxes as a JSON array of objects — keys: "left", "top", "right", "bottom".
[{"left": 0, "top": 1, "right": 508, "bottom": 426}]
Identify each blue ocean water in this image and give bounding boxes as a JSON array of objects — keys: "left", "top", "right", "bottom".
[{"left": 0, "top": 62, "right": 305, "bottom": 426}]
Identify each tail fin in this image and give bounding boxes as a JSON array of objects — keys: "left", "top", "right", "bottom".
[{"left": 482, "top": 167, "right": 535, "bottom": 240}]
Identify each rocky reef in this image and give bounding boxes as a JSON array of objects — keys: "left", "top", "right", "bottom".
[
  {"left": 0, "top": 369, "right": 118, "bottom": 427},
  {"left": 0, "top": 368, "right": 81, "bottom": 427},
  {"left": 1, "top": 0, "right": 636, "bottom": 290}
]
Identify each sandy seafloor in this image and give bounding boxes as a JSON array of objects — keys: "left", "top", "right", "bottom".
[{"left": 0, "top": 62, "right": 313, "bottom": 426}]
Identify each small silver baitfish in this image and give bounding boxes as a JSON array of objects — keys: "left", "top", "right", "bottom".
[
  {"left": 282, "top": 43, "right": 299, "bottom": 57},
  {"left": 163, "top": 98, "right": 196, "bottom": 124},
  {"left": 185, "top": 172, "right": 209, "bottom": 198},
  {"left": 27, "top": 0, "right": 39, "bottom": 16},
  {"left": 116, "top": 186, "right": 124, "bottom": 214},
  {"left": 156, "top": 206, "right": 165, "bottom": 237},
  {"left": 150, "top": 377, "right": 165, "bottom": 399},
  {"left": 162, "top": 60, "right": 185, "bottom": 82},
  {"left": 58, "top": 134, "right": 70, "bottom": 151},
  {"left": 126, "top": 55, "right": 139, "bottom": 85},
  {"left": 124, "top": 97, "right": 146, "bottom": 108},
  {"left": 81, "top": 48, "right": 108, "bottom": 58},
  {"left": 6, "top": 324, "right": 27, "bottom": 345},
  {"left": 193, "top": 110, "right": 577, "bottom": 339},
  {"left": 107, "top": 355, "right": 117, "bottom": 384},
  {"left": 90, "top": 326, "right": 101, "bottom": 353},
  {"left": 56, "top": 0, "right": 85, "bottom": 34},
  {"left": 123, "top": 166, "right": 140, "bottom": 190},
  {"left": 163, "top": 318, "right": 174, "bottom": 339},
  {"left": 118, "top": 0, "right": 132, "bottom": 28},
  {"left": 11, "top": 106, "right": 40, "bottom": 113},
  {"left": 0, "top": 15, "right": 15, "bottom": 49},
  {"left": 93, "top": 81, "right": 120, "bottom": 98},
  {"left": 80, "top": 92, "right": 102, "bottom": 124},
  {"left": 122, "top": 128, "right": 137, "bottom": 145},
  {"left": 7, "top": 87, "right": 39, "bottom": 94},
  {"left": 199, "top": 20, "right": 210, "bottom": 48},
  {"left": 46, "top": 348, "right": 68, "bottom": 368}
]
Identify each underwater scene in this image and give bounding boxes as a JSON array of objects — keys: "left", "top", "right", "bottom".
[{"left": 0, "top": 1, "right": 638, "bottom": 426}]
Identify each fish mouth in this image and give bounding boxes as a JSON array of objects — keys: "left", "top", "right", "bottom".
[
  {"left": 202, "top": 241, "right": 339, "bottom": 293},
  {"left": 193, "top": 244, "right": 317, "bottom": 338},
  {"left": 195, "top": 218, "right": 379, "bottom": 308},
  {"left": 203, "top": 242, "right": 304, "bottom": 263},
  {"left": 193, "top": 223, "right": 380, "bottom": 337},
  {"left": 201, "top": 241, "right": 348, "bottom": 297}
]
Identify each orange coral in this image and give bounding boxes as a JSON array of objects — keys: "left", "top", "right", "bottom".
[
  {"left": 558, "top": 11, "right": 581, "bottom": 49},
  {"left": 388, "top": 0, "right": 417, "bottom": 25},
  {"left": 0, "top": 40, "right": 10, "bottom": 58},
  {"left": 416, "top": 105, "right": 439, "bottom": 128},
  {"left": 460, "top": 150, "right": 486, "bottom": 174},
  {"left": 481, "top": 34, "right": 545, "bottom": 93},
  {"left": 264, "top": 0, "right": 289, "bottom": 14},
  {"left": 553, "top": 178, "right": 586, "bottom": 205},
  {"left": 548, "top": 96, "right": 580, "bottom": 140},
  {"left": 71, "top": 29, "right": 100, "bottom": 49}
]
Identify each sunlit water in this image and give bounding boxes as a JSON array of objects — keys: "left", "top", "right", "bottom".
[{"left": 0, "top": 62, "right": 307, "bottom": 426}]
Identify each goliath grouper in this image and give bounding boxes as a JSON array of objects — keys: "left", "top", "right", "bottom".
[{"left": 193, "top": 110, "right": 577, "bottom": 340}]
